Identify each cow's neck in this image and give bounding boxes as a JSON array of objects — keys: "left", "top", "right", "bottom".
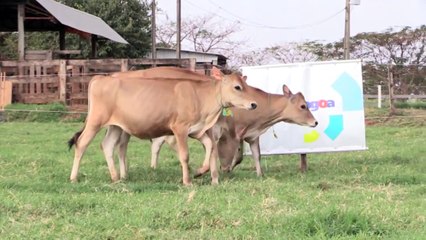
[
  {"left": 234, "top": 93, "right": 289, "bottom": 138},
  {"left": 266, "top": 94, "right": 291, "bottom": 125},
  {"left": 207, "top": 79, "right": 226, "bottom": 110},
  {"left": 254, "top": 94, "right": 288, "bottom": 128},
  {"left": 191, "top": 80, "right": 224, "bottom": 138}
]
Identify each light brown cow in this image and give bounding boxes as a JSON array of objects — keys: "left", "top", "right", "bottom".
[
  {"left": 67, "top": 67, "right": 257, "bottom": 185},
  {"left": 151, "top": 84, "right": 318, "bottom": 177}
]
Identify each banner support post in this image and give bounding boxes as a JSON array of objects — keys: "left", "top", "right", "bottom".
[{"left": 300, "top": 153, "right": 307, "bottom": 172}]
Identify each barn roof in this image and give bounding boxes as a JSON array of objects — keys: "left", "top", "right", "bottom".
[
  {"left": 0, "top": 0, "right": 128, "bottom": 44},
  {"left": 147, "top": 48, "right": 228, "bottom": 66}
]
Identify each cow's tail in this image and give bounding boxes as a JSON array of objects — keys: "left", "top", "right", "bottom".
[
  {"left": 68, "top": 129, "right": 84, "bottom": 151},
  {"left": 68, "top": 75, "right": 100, "bottom": 151}
]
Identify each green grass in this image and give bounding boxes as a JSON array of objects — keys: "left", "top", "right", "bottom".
[{"left": 0, "top": 115, "right": 425, "bottom": 239}]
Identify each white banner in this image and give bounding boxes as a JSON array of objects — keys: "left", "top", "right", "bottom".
[{"left": 242, "top": 60, "right": 367, "bottom": 155}]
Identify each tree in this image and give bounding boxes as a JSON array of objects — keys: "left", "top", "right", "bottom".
[
  {"left": 0, "top": 0, "right": 151, "bottom": 59},
  {"left": 352, "top": 26, "right": 426, "bottom": 94},
  {"left": 0, "top": 33, "right": 18, "bottom": 60},
  {"left": 156, "top": 14, "right": 243, "bottom": 57},
  {"left": 299, "top": 41, "right": 344, "bottom": 61},
  {"left": 62, "top": 0, "right": 151, "bottom": 58},
  {"left": 229, "top": 49, "right": 271, "bottom": 68},
  {"left": 230, "top": 42, "right": 321, "bottom": 68},
  {"left": 265, "top": 43, "right": 319, "bottom": 63}
]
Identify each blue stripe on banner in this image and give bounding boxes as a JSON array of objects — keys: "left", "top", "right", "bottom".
[
  {"left": 332, "top": 72, "right": 363, "bottom": 111},
  {"left": 324, "top": 115, "right": 344, "bottom": 140}
]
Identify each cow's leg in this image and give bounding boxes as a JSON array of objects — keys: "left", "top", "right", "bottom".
[
  {"left": 101, "top": 125, "right": 122, "bottom": 182},
  {"left": 206, "top": 130, "right": 219, "bottom": 185},
  {"left": 150, "top": 136, "right": 167, "bottom": 169},
  {"left": 117, "top": 131, "right": 130, "bottom": 180},
  {"left": 172, "top": 129, "right": 191, "bottom": 186},
  {"left": 194, "top": 133, "right": 214, "bottom": 178},
  {"left": 70, "top": 125, "right": 100, "bottom": 182},
  {"left": 247, "top": 137, "right": 263, "bottom": 176}
]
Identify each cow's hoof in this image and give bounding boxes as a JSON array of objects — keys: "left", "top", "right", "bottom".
[
  {"left": 183, "top": 181, "right": 193, "bottom": 187},
  {"left": 194, "top": 167, "right": 209, "bottom": 178},
  {"left": 211, "top": 179, "right": 219, "bottom": 185}
]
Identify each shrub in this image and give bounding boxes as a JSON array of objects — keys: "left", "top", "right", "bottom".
[{"left": 395, "top": 100, "right": 426, "bottom": 109}]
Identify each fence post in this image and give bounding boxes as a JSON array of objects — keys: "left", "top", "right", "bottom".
[
  {"left": 387, "top": 63, "right": 396, "bottom": 115},
  {"left": 59, "top": 60, "right": 67, "bottom": 103},
  {"left": 189, "top": 58, "right": 196, "bottom": 71},
  {"left": 121, "top": 59, "right": 129, "bottom": 72},
  {"left": 377, "top": 85, "right": 382, "bottom": 108},
  {"left": 1, "top": 72, "right": 12, "bottom": 110}
]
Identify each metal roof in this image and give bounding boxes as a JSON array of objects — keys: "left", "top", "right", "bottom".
[
  {"left": 0, "top": 0, "right": 128, "bottom": 44},
  {"left": 30, "top": 0, "right": 128, "bottom": 44},
  {"left": 145, "top": 48, "right": 228, "bottom": 66},
  {"left": 36, "top": 0, "right": 128, "bottom": 44}
]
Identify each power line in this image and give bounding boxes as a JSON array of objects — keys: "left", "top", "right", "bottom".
[
  {"left": 185, "top": 0, "right": 345, "bottom": 30},
  {"left": 182, "top": 0, "right": 240, "bottom": 24}
]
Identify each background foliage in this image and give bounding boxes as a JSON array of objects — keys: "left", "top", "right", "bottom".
[{"left": 0, "top": 0, "right": 151, "bottom": 59}]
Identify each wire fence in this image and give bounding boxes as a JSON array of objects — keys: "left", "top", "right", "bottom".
[
  {"left": 362, "top": 63, "right": 426, "bottom": 95},
  {"left": 1, "top": 107, "right": 424, "bottom": 123}
]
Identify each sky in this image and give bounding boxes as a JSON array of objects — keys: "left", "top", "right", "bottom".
[{"left": 156, "top": 0, "right": 426, "bottom": 50}]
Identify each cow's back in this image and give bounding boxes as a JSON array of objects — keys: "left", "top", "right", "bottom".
[{"left": 111, "top": 67, "right": 213, "bottom": 82}]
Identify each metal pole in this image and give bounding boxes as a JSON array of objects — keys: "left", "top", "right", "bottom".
[
  {"left": 176, "top": 0, "right": 181, "bottom": 60},
  {"left": 151, "top": 1, "right": 157, "bottom": 66},
  {"left": 343, "top": 0, "right": 350, "bottom": 60}
]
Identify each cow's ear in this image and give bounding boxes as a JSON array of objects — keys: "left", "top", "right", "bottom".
[
  {"left": 282, "top": 85, "right": 293, "bottom": 96},
  {"left": 211, "top": 66, "right": 223, "bottom": 80},
  {"left": 242, "top": 76, "right": 247, "bottom": 82}
]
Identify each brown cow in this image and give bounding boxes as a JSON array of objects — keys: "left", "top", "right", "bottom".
[
  {"left": 67, "top": 67, "right": 257, "bottom": 185},
  {"left": 151, "top": 84, "right": 318, "bottom": 177}
]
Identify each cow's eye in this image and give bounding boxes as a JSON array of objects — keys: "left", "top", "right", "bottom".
[
  {"left": 234, "top": 85, "right": 242, "bottom": 91},
  {"left": 301, "top": 105, "right": 307, "bottom": 109}
]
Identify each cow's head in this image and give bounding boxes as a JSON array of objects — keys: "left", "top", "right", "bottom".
[
  {"left": 280, "top": 85, "right": 318, "bottom": 127},
  {"left": 211, "top": 68, "right": 257, "bottom": 110}
]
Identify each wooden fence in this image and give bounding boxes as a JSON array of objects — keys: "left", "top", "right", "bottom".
[
  {"left": 0, "top": 72, "right": 12, "bottom": 110},
  {"left": 0, "top": 58, "right": 196, "bottom": 109}
]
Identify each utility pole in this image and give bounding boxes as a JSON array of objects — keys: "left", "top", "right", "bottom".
[
  {"left": 176, "top": 0, "right": 181, "bottom": 60},
  {"left": 343, "top": 0, "right": 350, "bottom": 60},
  {"left": 343, "top": 0, "right": 360, "bottom": 60},
  {"left": 151, "top": 1, "right": 157, "bottom": 66}
]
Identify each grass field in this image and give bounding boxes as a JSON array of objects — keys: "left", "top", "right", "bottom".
[{"left": 0, "top": 108, "right": 425, "bottom": 239}]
